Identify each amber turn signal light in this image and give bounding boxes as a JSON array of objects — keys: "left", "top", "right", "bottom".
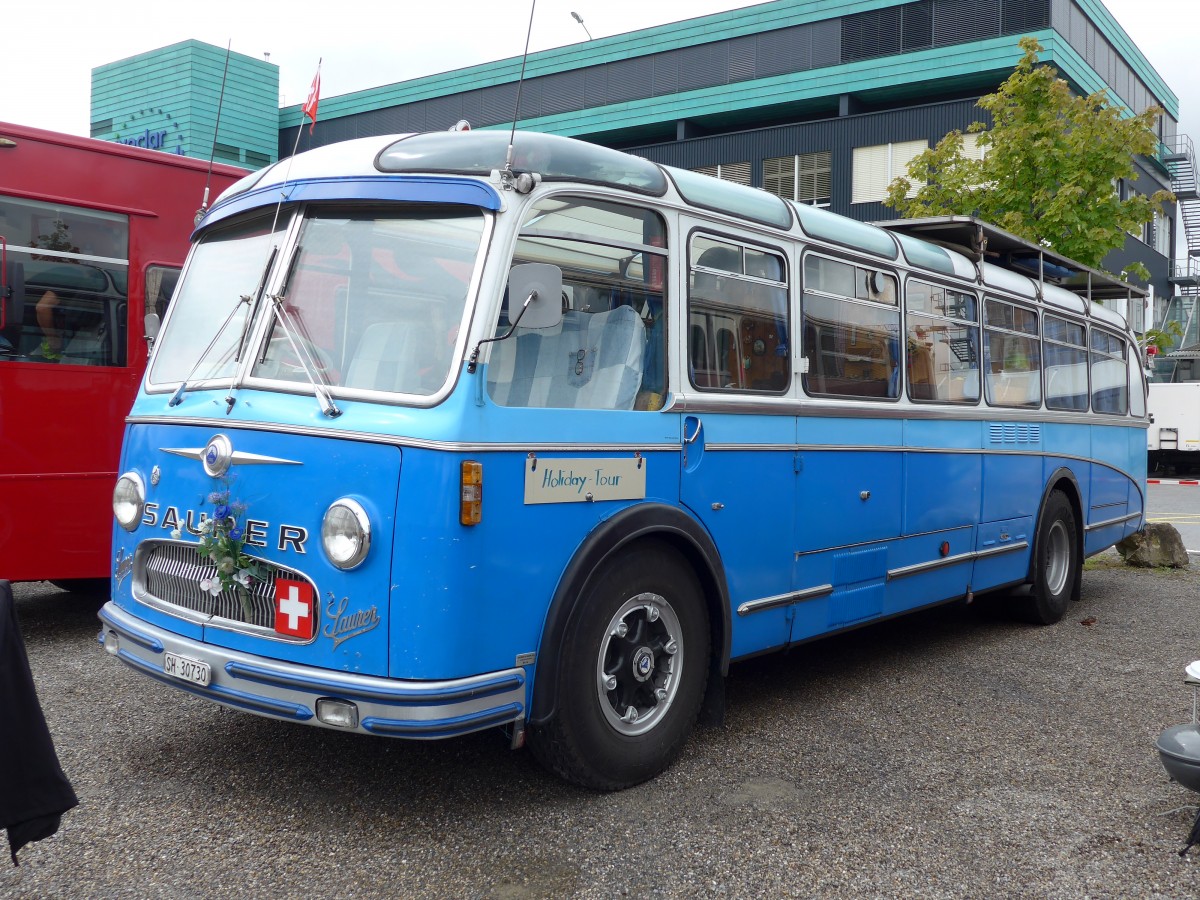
[{"left": 460, "top": 461, "right": 482, "bottom": 525}]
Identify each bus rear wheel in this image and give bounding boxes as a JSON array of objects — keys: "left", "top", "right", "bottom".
[
  {"left": 1017, "top": 490, "right": 1079, "bottom": 625},
  {"left": 529, "top": 543, "right": 710, "bottom": 791}
]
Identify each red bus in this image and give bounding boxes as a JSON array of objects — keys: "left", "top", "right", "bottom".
[{"left": 0, "top": 121, "right": 245, "bottom": 588}]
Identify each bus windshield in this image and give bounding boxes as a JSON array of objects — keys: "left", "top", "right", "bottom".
[
  {"left": 149, "top": 214, "right": 284, "bottom": 385},
  {"left": 152, "top": 206, "right": 487, "bottom": 398},
  {"left": 251, "top": 208, "right": 486, "bottom": 397}
]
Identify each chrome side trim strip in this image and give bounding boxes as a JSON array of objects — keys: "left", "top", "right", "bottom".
[
  {"left": 795, "top": 524, "right": 975, "bottom": 559},
  {"left": 886, "top": 540, "right": 1029, "bottom": 581},
  {"left": 1085, "top": 511, "right": 1143, "bottom": 532},
  {"left": 737, "top": 584, "right": 833, "bottom": 616},
  {"left": 668, "top": 393, "right": 1150, "bottom": 429},
  {"left": 132, "top": 415, "right": 682, "bottom": 454}
]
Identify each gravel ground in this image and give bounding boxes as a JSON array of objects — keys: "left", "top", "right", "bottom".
[{"left": 5, "top": 553, "right": 1200, "bottom": 899}]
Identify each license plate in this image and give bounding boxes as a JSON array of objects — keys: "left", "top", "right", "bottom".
[{"left": 163, "top": 651, "right": 211, "bottom": 686}]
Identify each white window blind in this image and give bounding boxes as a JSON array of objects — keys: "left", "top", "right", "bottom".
[{"left": 851, "top": 140, "right": 927, "bottom": 204}]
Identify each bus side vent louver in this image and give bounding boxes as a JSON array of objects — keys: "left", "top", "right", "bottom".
[{"left": 989, "top": 423, "right": 1042, "bottom": 445}]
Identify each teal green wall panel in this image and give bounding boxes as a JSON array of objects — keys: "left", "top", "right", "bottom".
[{"left": 92, "top": 39, "right": 278, "bottom": 164}]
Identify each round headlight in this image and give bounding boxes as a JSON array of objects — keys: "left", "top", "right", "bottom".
[
  {"left": 321, "top": 499, "right": 371, "bottom": 570},
  {"left": 113, "top": 472, "right": 146, "bottom": 532}
]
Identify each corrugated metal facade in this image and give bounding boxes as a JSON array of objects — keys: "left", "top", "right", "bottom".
[
  {"left": 266, "top": 0, "right": 1174, "bottom": 293},
  {"left": 629, "top": 98, "right": 986, "bottom": 219}
]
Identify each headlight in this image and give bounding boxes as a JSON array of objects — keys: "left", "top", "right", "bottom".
[
  {"left": 112, "top": 472, "right": 146, "bottom": 532},
  {"left": 321, "top": 499, "right": 371, "bottom": 569}
]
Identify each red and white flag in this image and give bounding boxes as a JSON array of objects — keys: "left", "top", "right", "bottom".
[{"left": 302, "top": 64, "right": 321, "bottom": 134}]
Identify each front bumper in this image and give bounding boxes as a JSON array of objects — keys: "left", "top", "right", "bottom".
[{"left": 98, "top": 602, "right": 526, "bottom": 739}]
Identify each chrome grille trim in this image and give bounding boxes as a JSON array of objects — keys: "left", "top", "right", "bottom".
[{"left": 132, "top": 540, "right": 318, "bottom": 643}]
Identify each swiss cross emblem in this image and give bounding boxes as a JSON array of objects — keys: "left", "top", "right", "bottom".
[{"left": 274, "top": 578, "right": 314, "bottom": 639}]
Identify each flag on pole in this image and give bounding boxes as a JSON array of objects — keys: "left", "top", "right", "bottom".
[{"left": 302, "top": 63, "right": 321, "bottom": 134}]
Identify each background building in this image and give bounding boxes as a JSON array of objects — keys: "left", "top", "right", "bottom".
[
  {"left": 92, "top": 0, "right": 1192, "bottom": 309},
  {"left": 91, "top": 40, "right": 278, "bottom": 170}
]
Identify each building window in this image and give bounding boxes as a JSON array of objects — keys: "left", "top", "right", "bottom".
[
  {"left": 692, "top": 162, "right": 751, "bottom": 186},
  {"left": 1153, "top": 206, "right": 1171, "bottom": 258},
  {"left": 851, "top": 140, "right": 927, "bottom": 204},
  {"left": 763, "top": 151, "right": 832, "bottom": 207}
]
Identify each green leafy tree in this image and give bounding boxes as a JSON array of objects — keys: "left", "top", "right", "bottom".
[{"left": 885, "top": 37, "right": 1172, "bottom": 281}]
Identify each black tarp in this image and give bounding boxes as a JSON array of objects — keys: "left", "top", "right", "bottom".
[{"left": 0, "top": 581, "right": 78, "bottom": 865}]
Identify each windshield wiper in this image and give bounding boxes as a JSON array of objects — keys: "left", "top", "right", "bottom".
[
  {"left": 267, "top": 294, "right": 342, "bottom": 419},
  {"left": 223, "top": 245, "right": 288, "bottom": 414},
  {"left": 169, "top": 245, "right": 279, "bottom": 409},
  {"left": 233, "top": 245, "right": 279, "bottom": 364}
]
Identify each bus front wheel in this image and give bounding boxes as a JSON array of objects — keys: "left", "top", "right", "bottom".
[
  {"left": 529, "top": 543, "right": 710, "bottom": 790},
  {"left": 1018, "top": 490, "right": 1079, "bottom": 625}
]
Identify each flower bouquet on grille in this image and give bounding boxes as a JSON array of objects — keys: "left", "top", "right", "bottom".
[{"left": 174, "top": 488, "right": 268, "bottom": 620}]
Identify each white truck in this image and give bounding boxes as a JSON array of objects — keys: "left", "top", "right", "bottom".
[{"left": 1148, "top": 379, "right": 1200, "bottom": 473}]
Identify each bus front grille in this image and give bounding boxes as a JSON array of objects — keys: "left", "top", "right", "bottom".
[{"left": 133, "top": 540, "right": 317, "bottom": 639}]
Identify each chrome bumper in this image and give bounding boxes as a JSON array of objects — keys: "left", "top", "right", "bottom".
[{"left": 98, "top": 602, "right": 526, "bottom": 739}]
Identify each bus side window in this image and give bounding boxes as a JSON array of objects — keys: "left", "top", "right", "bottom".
[
  {"left": 983, "top": 297, "right": 1041, "bottom": 408},
  {"left": 489, "top": 196, "right": 667, "bottom": 411},
  {"left": 0, "top": 201, "right": 129, "bottom": 366},
  {"left": 687, "top": 235, "right": 789, "bottom": 394},
  {"left": 905, "top": 280, "right": 979, "bottom": 404},
  {"left": 802, "top": 255, "right": 899, "bottom": 400},
  {"left": 146, "top": 266, "right": 181, "bottom": 324},
  {"left": 1090, "top": 329, "right": 1128, "bottom": 415},
  {"left": 1043, "top": 314, "right": 1088, "bottom": 411}
]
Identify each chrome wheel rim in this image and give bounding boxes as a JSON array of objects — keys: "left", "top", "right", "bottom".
[
  {"left": 1044, "top": 519, "right": 1070, "bottom": 596},
  {"left": 596, "top": 592, "right": 684, "bottom": 736}
]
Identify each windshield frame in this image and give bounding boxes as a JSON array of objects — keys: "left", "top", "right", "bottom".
[{"left": 145, "top": 201, "right": 495, "bottom": 408}]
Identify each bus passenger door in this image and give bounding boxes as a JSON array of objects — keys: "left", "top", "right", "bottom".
[{"left": 680, "top": 412, "right": 796, "bottom": 658}]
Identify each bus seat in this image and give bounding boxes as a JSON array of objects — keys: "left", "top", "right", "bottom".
[
  {"left": 345, "top": 320, "right": 435, "bottom": 393},
  {"left": 488, "top": 306, "right": 645, "bottom": 410},
  {"left": 487, "top": 312, "right": 578, "bottom": 407},
  {"left": 574, "top": 305, "right": 645, "bottom": 409},
  {"left": 909, "top": 345, "right": 935, "bottom": 399},
  {"left": 989, "top": 370, "right": 1038, "bottom": 406}
]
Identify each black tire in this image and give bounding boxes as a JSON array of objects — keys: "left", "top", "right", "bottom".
[
  {"left": 1016, "top": 490, "right": 1080, "bottom": 625},
  {"left": 49, "top": 578, "right": 109, "bottom": 595},
  {"left": 528, "top": 542, "right": 710, "bottom": 791}
]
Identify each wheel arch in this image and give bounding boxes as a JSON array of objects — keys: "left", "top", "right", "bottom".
[
  {"left": 1026, "top": 466, "right": 1084, "bottom": 584},
  {"left": 527, "top": 502, "right": 731, "bottom": 726}
]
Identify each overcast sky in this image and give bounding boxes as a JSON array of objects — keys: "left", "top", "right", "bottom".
[{"left": 3, "top": 0, "right": 1194, "bottom": 144}]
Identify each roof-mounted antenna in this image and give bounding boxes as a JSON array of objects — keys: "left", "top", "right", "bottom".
[
  {"left": 196, "top": 40, "right": 233, "bottom": 226},
  {"left": 502, "top": 0, "right": 538, "bottom": 192}
]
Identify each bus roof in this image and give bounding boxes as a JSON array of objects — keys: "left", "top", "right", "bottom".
[
  {"left": 875, "top": 215, "right": 1147, "bottom": 303},
  {"left": 0, "top": 120, "right": 246, "bottom": 178}
]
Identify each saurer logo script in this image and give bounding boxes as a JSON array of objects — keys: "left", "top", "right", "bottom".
[{"left": 322, "top": 594, "right": 380, "bottom": 649}]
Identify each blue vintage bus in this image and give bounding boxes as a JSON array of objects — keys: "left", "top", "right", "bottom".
[{"left": 99, "top": 130, "right": 1147, "bottom": 789}]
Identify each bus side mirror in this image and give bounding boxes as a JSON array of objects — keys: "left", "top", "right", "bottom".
[
  {"left": 507, "top": 263, "right": 563, "bottom": 330},
  {"left": 144, "top": 312, "right": 161, "bottom": 344}
]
